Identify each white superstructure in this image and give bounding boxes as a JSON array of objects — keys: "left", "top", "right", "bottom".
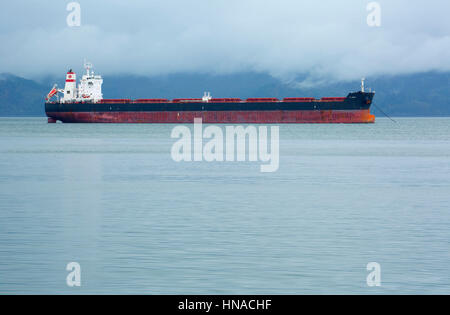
[{"left": 46, "top": 61, "right": 103, "bottom": 103}]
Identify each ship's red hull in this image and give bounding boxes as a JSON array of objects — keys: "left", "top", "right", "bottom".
[{"left": 46, "top": 109, "right": 375, "bottom": 123}]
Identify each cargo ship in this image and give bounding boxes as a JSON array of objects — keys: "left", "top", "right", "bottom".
[{"left": 45, "top": 62, "right": 375, "bottom": 123}]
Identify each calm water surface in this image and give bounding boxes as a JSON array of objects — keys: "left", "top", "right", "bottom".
[{"left": 0, "top": 117, "right": 449, "bottom": 294}]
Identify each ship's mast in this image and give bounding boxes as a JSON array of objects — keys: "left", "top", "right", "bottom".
[
  {"left": 361, "top": 78, "right": 365, "bottom": 93},
  {"left": 202, "top": 91, "right": 212, "bottom": 102},
  {"left": 84, "top": 59, "right": 93, "bottom": 77}
]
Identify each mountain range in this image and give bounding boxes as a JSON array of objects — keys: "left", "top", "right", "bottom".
[{"left": 0, "top": 72, "right": 448, "bottom": 117}]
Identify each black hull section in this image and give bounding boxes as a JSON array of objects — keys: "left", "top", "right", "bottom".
[{"left": 46, "top": 92, "right": 374, "bottom": 113}]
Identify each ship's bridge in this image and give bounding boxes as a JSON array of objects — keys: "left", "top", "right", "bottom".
[{"left": 77, "top": 62, "right": 103, "bottom": 101}]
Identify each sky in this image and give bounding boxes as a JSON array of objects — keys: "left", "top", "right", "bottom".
[{"left": 0, "top": 0, "right": 449, "bottom": 84}]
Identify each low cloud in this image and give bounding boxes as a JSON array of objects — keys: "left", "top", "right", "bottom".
[{"left": 0, "top": 0, "right": 449, "bottom": 84}]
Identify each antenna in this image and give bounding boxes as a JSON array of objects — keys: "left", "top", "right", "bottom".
[{"left": 84, "top": 59, "right": 93, "bottom": 76}]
